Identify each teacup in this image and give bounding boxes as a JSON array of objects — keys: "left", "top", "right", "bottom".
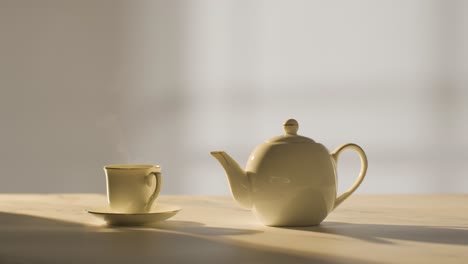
[{"left": 104, "top": 164, "right": 162, "bottom": 213}]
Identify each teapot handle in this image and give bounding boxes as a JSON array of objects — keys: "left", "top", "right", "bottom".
[{"left": 331, "top": 143, "right": 368, "bottom": 209}]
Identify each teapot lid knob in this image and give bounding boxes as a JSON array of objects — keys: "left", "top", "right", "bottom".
[{"left": 283, "top": 119, "right": 299, "bottom": 135}]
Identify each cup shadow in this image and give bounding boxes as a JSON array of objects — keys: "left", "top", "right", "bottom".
[
  {"left": 145, "top": 220, "right": 262, "bottom": 236},
  {"left": 0, "top": 212, "right": 371, "bottom": 264},
  {"left": 286, "top": 221, "right": 468, "bottom": 245}
]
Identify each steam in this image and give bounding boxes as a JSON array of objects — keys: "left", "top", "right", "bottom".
[{"left": 96, "top": 114, "right": 131, "bottom": 164}]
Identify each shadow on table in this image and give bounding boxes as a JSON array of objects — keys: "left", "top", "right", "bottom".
[
  {"left": 0, "top": 212, "right": 371, "bottom": 264},
  {"left": 145, "top": 220, "right": 262, "bottom": 236},
  {"left": 288, "top": 221, "right": 468, "bottom": 245}
]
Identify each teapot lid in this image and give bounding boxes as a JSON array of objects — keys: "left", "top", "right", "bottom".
[{"left": 266, "top": 119, "right": 316, "bottom": 144}]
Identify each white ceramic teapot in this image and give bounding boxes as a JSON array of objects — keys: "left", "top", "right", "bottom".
[{"left": 211, "top": 119, "right": 368, "bottom": 226}]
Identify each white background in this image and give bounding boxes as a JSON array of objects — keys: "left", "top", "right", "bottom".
[{"left": 1, "top": 0, "right": 467, "bottom": 194}]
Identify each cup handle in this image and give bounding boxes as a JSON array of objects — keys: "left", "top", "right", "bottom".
[
  {"left": 331, "top": 143, "right": 368, "bottom": 209},
  {"left": 145, "top": 170, "right": 162, "bottom": 211}
]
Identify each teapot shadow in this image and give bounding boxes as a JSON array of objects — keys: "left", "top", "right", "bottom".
[{"left": 285, "top": 221, "right": 468, "bottom": 245}]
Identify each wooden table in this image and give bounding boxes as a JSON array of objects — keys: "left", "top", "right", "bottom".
[{"left": 0, "top": 194, "right": 467, "bottom": 263}]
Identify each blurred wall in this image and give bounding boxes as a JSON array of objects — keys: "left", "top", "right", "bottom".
[{"left": 0, "top": 0, "right": 467, "bottom": 194}]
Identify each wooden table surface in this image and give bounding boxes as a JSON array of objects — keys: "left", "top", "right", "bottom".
[{"left": 0, "top": 194, "right": 467, "bottom": 264}]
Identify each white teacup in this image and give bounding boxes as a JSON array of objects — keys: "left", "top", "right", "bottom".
[{"left": 104, "top": 164, "right": 162, "bottom": 213}]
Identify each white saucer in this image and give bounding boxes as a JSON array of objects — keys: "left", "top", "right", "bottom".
[{"left": 87, "top": 204, "right": 181, "bottom": 226}]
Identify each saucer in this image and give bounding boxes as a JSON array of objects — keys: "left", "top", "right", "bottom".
[{"left": 87, "top": 204, "right": 180, "bottom": 226}]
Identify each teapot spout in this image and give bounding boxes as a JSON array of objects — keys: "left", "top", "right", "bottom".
[{"left": 210, "top": 151, "right": 252, "bottom": 209}]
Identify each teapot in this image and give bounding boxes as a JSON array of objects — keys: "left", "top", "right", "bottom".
[{"left": 210, "top": 119, "right": 368, "bottom": 226}]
